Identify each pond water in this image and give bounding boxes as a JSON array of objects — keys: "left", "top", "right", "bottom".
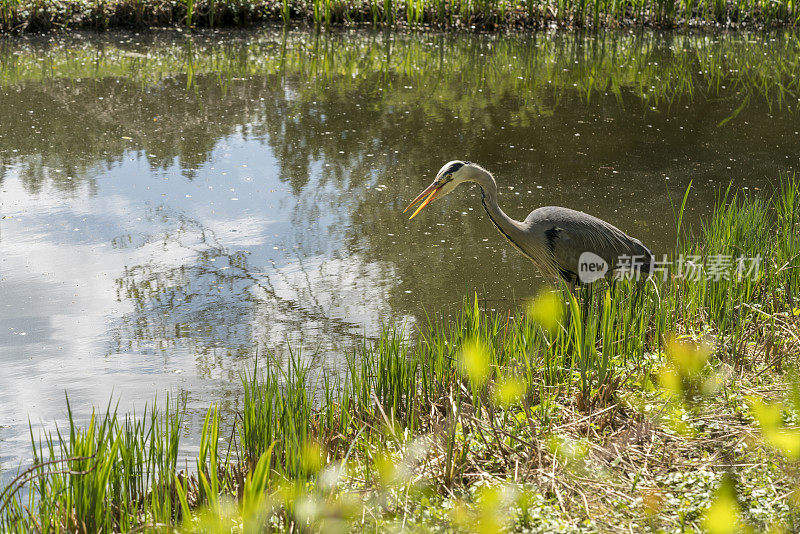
[{"left": 1, "top": 29, "right": 798, "bottom": 476}]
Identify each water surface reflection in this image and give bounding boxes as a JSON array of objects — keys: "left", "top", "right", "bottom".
[{"left": 1, "top": 29, "right": 798, "bottom": 475}]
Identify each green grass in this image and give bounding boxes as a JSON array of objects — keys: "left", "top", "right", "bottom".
[
  {"left": 0, "top": 0, "right": 799, "bottom": 32},
  {"left": 1, "top": 175, "right": 799, "bottom": 532},
  {"left": 1, "top": 398, "right": 183, "bottom": 531}
]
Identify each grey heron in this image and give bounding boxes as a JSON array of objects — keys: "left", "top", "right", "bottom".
[{"left": 404, "top": 161, "right": 653, "bottom": 289}]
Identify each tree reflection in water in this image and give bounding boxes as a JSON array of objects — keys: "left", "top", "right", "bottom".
[{"left": 0, "top": 28, "right": 798, "bottom": 475}]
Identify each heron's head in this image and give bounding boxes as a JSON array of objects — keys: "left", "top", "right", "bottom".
[{"left": 403, "top": 160, "right": 481, "bottom": 219}]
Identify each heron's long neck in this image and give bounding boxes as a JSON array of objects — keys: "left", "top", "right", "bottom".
[{"left": 472, "top": 171, "right": 527, "bottom": 253}]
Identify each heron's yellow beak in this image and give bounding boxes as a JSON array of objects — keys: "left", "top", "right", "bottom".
[{"left": 403, "top": 181, "right": 443, "bottom": 220}]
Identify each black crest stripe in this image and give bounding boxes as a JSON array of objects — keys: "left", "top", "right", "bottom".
[{"left": 445, "top": 162, "right": 465, "bottom": 175}]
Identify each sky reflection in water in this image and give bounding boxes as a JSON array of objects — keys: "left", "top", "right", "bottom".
[{"left": 0, "top": 29, "right": 798, "bottom": 475}]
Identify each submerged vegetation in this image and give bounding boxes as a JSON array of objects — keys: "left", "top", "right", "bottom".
[
  {"left": 1, "top": 0, "right": 799, "bottom": 32},
  {"left": 1, "top": 177, "right": 799, "bottom": 531}
]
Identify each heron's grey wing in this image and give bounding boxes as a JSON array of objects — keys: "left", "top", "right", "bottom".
[{"left": 525, "top": 207, "right": 652, "bottom": 279}]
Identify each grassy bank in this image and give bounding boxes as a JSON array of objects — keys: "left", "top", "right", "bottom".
[
  {"left": 1, "top": 178, "right": 799, "bottom": 532},
  {"left": 1, "top": 0, "right": 798, "bottom": 33}
]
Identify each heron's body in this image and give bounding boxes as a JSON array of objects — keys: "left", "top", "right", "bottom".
[{"left": 405, "top": 161, "right": 653, "bottom": 286}]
